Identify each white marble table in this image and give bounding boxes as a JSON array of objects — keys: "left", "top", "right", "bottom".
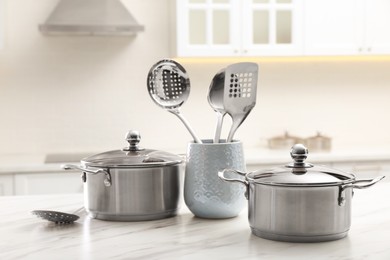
[{"left": 1, "top": 182, "right": 389, "bottom": 260}]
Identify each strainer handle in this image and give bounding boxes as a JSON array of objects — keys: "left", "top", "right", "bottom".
[{"left": 169, "top": 110, "right": 202, "bottom": 143}]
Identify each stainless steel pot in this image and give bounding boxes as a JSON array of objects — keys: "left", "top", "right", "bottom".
[
  {"left": 218, "top": 144, "right": 385, "bottom": 242},
  {"left": 63, "top": 130, "right": 183, "bottom": 221}
]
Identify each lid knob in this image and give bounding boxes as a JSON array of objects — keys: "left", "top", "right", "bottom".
[
  {"left": 290, "top": 144, "right": 308, "bottom": 165},
  {"left": 286, "top": 144, "right": 313, "bottom": 171},
  {"left": 123, "top": 130, "right": 144, "bottom": 151}
]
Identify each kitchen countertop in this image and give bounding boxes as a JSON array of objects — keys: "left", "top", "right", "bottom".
[{"left": 1, "top": 182, "right": 389, "bottom": 260}]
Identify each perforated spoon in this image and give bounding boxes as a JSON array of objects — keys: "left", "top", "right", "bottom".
[
  {"left": 225, "top": 63, "right": 259, "bottom": 143},
  {"left": 208, "top": 68, "right": 226, "bottom": 143},
  {"left": 147, "top": 59, "right": 202, "bottom": 143}
]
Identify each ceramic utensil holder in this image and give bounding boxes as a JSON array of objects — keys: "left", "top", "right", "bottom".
[{"left": 184, "top": 139, "right": 246, "bottom": 218}]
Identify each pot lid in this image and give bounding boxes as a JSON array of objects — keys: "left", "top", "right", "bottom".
[
  {"left": 81, "top": 130, "right": 182, "bottom": 168},
  {"left": 247, "top": 144, "right": 355, "bottom": 186}
]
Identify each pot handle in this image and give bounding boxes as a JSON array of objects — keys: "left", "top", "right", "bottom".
[
  {"left": 62, "top": 164, "right": 112, "bottom": 187},
  {"left": 342, "top": 175, "right": 385, "bottom": 191},
  {"left": 218, "top": 169, "right": 249, "bottom": 199},
  {"left": 349, "top": 175, "right": 385, "bottom": 189},
  {"left": 338, "top": 175, "right": 385, "bottom": 206}
]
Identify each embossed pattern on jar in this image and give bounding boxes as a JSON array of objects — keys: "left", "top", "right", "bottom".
[{"left": 184, "top": 139, "right": 246, "bottom": 218}]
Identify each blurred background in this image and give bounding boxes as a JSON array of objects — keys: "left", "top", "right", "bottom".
[{"left": 0, "top": 0, "right": 389, "bottom": 195}]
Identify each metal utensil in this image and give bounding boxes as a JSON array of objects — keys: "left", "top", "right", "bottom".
[
  {"left": 207, "top": 68, "right": 226, "bottom": 143},
  {"left": 31, "top": 207, "right": 84, "bottom": 224},
  {"left": 224, "top": 62, "right": 258, "bottom": 143},
  {"left": 147, "top": 59, "right": 202, "bottom": 144}
]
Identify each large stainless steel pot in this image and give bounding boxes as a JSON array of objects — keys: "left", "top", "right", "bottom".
[
  {"left": 63, "top": 130, "right": 183, "bottom": 221},
  {"left": 218, "top": 144, "right": 385, "bottom": 242}
]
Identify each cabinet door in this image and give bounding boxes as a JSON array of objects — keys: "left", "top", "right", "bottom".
[
  {"left": 14, "top": 172, "right": 83, "bottom": 195},
  {"left": 176, "top": 0, "right": 241, "bottom": 56},
  {"left": 304, "top": 0, "right": 364, "bottom": 55},
  {"left": 364, "top": 0, "right": 390, "bottom": 54},
  {"left": 0, "top": 175, "right": 14, "bottom": 196},
  {"left": 242, "top": 0, "right": 303, "bottom": 56}
]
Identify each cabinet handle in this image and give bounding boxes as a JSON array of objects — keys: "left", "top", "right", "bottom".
[
  {"left": 367, "top": 47, "right": 372, "bottom": 52},
  {"left": 358, "top": 47, "right": 363, "bottom": 52}
]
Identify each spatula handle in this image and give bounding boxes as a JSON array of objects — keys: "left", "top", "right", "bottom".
[
  {"left": 227, "top": 113, "right": 248, "bottom": 143},
  {"left": 213, "top": 112, "right": 225, "bottom": 143}
]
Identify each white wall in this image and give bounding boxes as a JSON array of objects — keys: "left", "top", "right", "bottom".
[{"left": 0, "top": 0, "right": 390, "bottom": 157}]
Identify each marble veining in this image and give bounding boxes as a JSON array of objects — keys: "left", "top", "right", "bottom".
[{"left": 0, "top": 183, "right": 389, "bottom": 260}]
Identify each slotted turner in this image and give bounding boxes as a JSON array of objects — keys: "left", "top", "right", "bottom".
[
  {"left": 224, "top": 62, "right": 259, "bottom": 143},
  {"left": 147, "top": 59, "right": 202, "bottom": 143}
]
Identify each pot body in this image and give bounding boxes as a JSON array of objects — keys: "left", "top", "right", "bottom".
[
  {"left": 248, "top": 183, "right": 352, "bottom": 242},
  {"left": 218, "top": 143, "right": 385, "bottom": 242},
  {"left": 84, "top": 165, "right": 181, "bottom": 221}
]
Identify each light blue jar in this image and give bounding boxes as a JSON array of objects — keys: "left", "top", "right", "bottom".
[{"left": 184, "top": 139, "right": 246, "bottom": 218}]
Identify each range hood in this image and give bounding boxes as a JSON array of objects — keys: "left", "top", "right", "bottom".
[{"left": 39, "top": 0, "right": 144, "bottom": 36}]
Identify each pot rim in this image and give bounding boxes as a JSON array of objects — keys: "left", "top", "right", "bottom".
[
  {"left": 81, "top": 159, "right": 182, "bottom": 169},
  {"left": 245, "top": 172, "right": 356, "bottom": 187}
]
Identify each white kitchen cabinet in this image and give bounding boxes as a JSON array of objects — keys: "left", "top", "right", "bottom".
[
  {"left": 364, "top": 0, "right": 390, "bottom": 54},
  {"left": 304, "top": 0, "right": 390, "bottom": 55},
  {"left": 176, "top": 0, "right": 239, "bottom": 56},
  {"left": 242, "top": 0, "right": 303, "bottom": 56},
  {"left": 178, "top": 0, "right": 390, "bottom": 57},
  {"left": 176, "top": 0, "right": 303, "bottom": 57},
  {"left": 0, "top": 175, "right": 14, "bottom": 196},
  {"left": 14, "top": 172, "right": 83, "bottom": 196}
]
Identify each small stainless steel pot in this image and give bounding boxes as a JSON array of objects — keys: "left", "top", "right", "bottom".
[
  {"left": 218, "top": 144, "right": 385, "bottom": 242},
  {"left": 63, "top": 130, "right": 183, "bottom": 221}
]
